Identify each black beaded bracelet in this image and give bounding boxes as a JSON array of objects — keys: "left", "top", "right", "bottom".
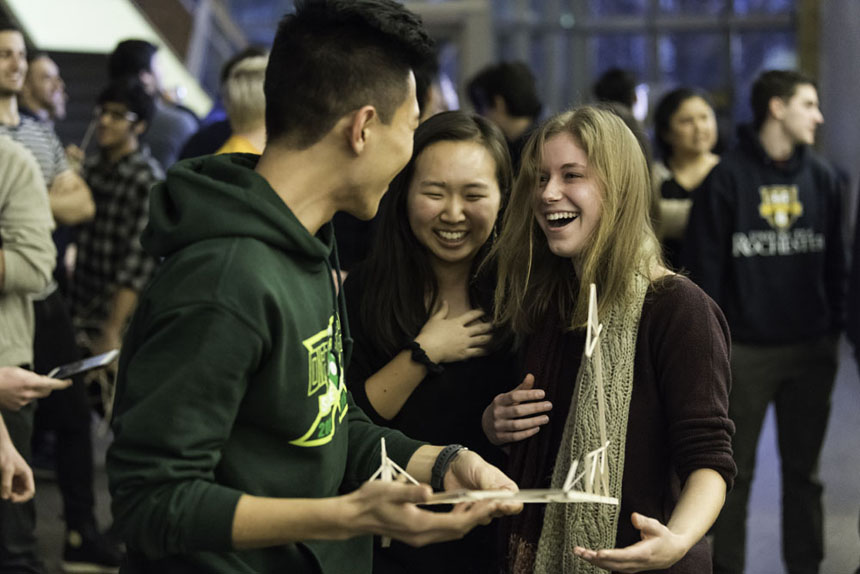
[
  {"left": 431, "top": 444, "right": 468, "bottom": 492},
  {"left": 404, "top": 341, "right": 444, "bottom": 375}
]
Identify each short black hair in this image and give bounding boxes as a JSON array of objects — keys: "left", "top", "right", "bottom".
[
  {"left": 467, "top": 61, "right": 542, "bottom": 120},
  {"left": 108, "top": 39, "right": 158, "bottom": 80},
  {"left": 413, "top": 49, "right": 440, "bottom": 117},
  {"left": 593, "top": 67, "right": 638, "bottom": 108},
  {"left": 97, "top": 77, "right": 156, "bottom": 127},
  {"left": 654, "top": 87, "right": 714, "bottom": 160},
  {"left": 264, "top": 0, "right": 434, "bottom": 149},
  {"left": 0, "top": 21, "right": 22, "bottom": 34},
  {"left": 751, "top": 69, "right": 816, "bottom": 130},
  {"left": 220, "top": 46, "right": 268, "bottom": 86},
  {"left": 26, "top": 50, "right": 48, "bottom": 64}
]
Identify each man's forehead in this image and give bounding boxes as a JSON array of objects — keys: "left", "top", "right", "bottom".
[
  {"left": 31, "top": 56, "right": 58, "bottom": 75},
  {"left": 790, "top": 84, "right": 818, "bottom": 102},
  {"left": 0, "top": 30, "right": 24, "bottom": 48}
]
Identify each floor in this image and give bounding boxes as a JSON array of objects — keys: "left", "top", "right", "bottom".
[
  {"left": 744, "top": 339, "right": 860, "bottom": 574},
  {"left": 32, "top": 341, "right": 860, "bottom": 573},
  {"left": 33, "top": 417, "right": 114, "bottom": 574}
]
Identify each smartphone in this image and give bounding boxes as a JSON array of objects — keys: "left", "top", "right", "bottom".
[{"left": 47, "top": 349, "right": 120, "bottom": 379}]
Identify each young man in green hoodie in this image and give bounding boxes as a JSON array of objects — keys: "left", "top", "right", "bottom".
[{"left": 107, "top": 2, "right": 520, "bottom": 573}]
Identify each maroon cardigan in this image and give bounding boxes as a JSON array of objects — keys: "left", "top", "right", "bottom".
[{"left": 503, "top": 275, "right": 736, "bottom": 574}]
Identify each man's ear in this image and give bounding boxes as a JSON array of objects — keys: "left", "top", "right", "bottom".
[
  {"left": 133, "top": 121, "right": 147, "bottom": 136},
  {"left": 768, "top": 96, "right": 786, "bottom": 121},
  {"left": 347, "top": 105, "right": 377, "bottom": 156}
]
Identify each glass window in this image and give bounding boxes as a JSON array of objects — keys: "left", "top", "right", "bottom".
[
  {"left": 221, "top": 0, "right": 801, "bottom": 131},
  {"left": 554, "top": 33, "right": 575, "bottom": 110},
  {"left": 531, "top": 0, "right": 549, "bottom": 13},
  {"left": 658, "top": 0, "right": 726, "bottom": 15},
  {"left": 198, "top": 32, "right": 234, "bottom": 97},
  {"left": 733, "top": 0, "right": 795, "bottom": 15},
  {"left": 658, "top": 32, "right": 727, "bottom": 92},
  {"left": 587, "top": 0, "right": 647, "bottom": 17},
  {"left": 497, "top": 32, "right": 518, "bottom": 62},
  {"left": 437, "top": 41, "right": 460, "bottom": 91},
  {"left": 493, "top": 0, "right": 518, "bottom": 20},
  {"left": 437, "top": 41, "right": 461, "bottom": 111},
  {"left": 589, "top": 33, "right": 648, "bottom": 84},
  {"left": 530, "top": 32, "right": 549, "bottom": 98},
  {"left": 226, "top": 0, "right": 291, "bottom": 45},
  {"left": 731, "top": 30, "right": 797, "bottom": 123}
]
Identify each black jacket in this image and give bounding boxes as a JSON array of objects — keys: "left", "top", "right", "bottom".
[{"left": 682, "top": 125, "right": 845, "bottom": 345}]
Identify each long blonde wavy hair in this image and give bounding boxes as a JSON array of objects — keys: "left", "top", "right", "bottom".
[{"left": 492, "top": 105, "right": 663, "bottom": 336}]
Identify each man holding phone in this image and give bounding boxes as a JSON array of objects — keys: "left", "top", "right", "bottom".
[
  {"left": 0, "top": 366, "right": 70, "bottom": 411},
  {"left": 0, "top": 367, "right": 71, "bottom": 506},
  {"left": 0, "top": 133, "right": 65, "bottom": 570}
]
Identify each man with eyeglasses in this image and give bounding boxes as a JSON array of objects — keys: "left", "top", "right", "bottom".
[
  {"left": 108, "top": 39, "right": 199, "bottom": 170},
  {"left": 71, "top": 78, "right": 163, "bottom": 365}
]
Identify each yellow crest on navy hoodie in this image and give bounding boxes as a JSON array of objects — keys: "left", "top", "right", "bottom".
[
  {"left": 758, "top": 185, "right": 803, "bottom": 231},
  {"left": 732, "top": 183, "right": 824, "bottom": 258}
]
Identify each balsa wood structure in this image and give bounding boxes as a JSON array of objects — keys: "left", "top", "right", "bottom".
[{"left": 368, "top": 284, "right": 618, "bottom": 515}]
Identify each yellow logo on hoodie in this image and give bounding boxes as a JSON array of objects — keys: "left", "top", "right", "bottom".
[
  {"left": 291, "top": 315, "right": 349, "bottom": 447},
  {"left": 759, "top": 185, "right": 803, "bottom": 231}
]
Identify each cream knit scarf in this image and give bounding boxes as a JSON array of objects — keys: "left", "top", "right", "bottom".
[{"left": 533, "top": 272, "right": 649, "bottom": 574}]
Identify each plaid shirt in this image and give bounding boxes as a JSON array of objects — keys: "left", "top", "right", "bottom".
[{"left": 71, "top": 146, "right": 164, "bottom": 328}]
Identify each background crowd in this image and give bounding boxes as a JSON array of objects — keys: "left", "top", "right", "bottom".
[{"left": 0, "top": 1, "right": 858, "bottom": 573}]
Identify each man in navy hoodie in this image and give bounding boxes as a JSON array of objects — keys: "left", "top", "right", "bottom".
[
  {"left": 106, "top": 2, "right": 520, "bottom": 573},
  {"left": 684, "top": 70, "right": 845, "bottom": 574}
]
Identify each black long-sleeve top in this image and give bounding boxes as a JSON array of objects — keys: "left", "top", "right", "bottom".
[{"left": 343, "top": 265, "right": 519, "bottom": 574}]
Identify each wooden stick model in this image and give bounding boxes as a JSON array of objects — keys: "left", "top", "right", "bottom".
[{"left": 368, "top": 284, "right": 618, "bottom": 513}]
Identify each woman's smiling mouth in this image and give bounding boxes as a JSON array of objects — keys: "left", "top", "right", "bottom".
[{"left": 545, "top": 211, "right": 579, "bottom": 228}]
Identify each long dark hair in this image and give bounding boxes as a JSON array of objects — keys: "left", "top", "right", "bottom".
[
  {"left": 654, "top": 87, "right": 714, "bottom": 161},
  {"left": 357, "top": 110, "right": 512, "bottom": 357}
]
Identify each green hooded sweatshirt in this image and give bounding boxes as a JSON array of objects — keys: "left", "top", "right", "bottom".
[{"left": 106, "top": 154, "right": 424, "bottom": 573}]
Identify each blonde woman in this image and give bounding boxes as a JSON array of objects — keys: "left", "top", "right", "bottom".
[{"left": 482, "top": 106, "right": 735, "bottom": 573}]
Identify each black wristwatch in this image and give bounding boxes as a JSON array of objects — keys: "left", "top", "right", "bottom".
[{"left": 430, "top": 444, "right": 468, "bottom": 492}]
